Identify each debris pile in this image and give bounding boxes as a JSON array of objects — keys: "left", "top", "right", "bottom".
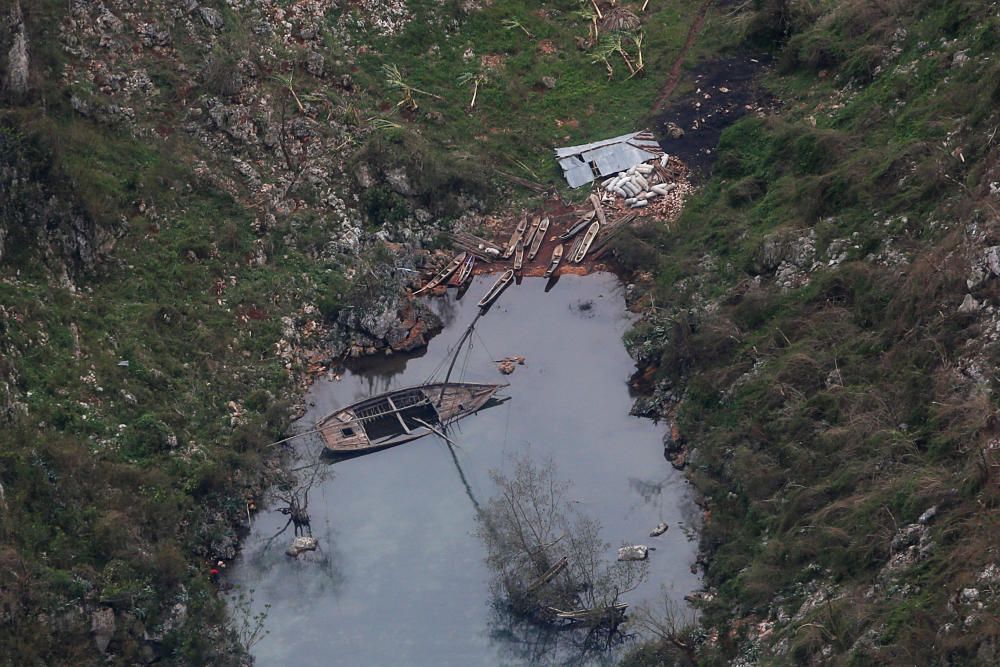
[
  {"left": 496, "top": 355, "right": 526, "bottom": 375},
  {"left": 597, "top": 155, "right": 694, "bottom": 222}
]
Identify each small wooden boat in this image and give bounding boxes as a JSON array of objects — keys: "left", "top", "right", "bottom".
[
  {"left": 543, "top": 244, "right": 564, "bottom": 278},
  {"left": 414, "top": 252, "right": 467, "bottom": 295},
  {"left": 523, "top": 215, "right": 542, "bottom": 250},
  {"left": 513, "top": 238, "right": 524, "bottom": 271},
  {"left": 503, "top": 215, "right": 528, "bottom": 259},
  {"left": 558, "top": 210, "right": 596, "bottom": 240},
  {"left": 448, "top": 254, "right": 475, "bottom": 287},
  {"left": 571, "top": 222, "right": 600, "bottom": 263},
  {"left": 527, "top": 217, "right": 549, "bottom": 261},
  {"left": 317, "top": 382, "right": 505, "bottom": 456},
  {"left": 478, "top": 269, "right": 514, "bottom": 308}
]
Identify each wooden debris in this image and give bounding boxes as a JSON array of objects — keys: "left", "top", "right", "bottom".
[{"left": 527, "top": 556, "right": 568, "bottom": 593}]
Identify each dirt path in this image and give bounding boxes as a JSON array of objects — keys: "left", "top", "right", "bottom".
[{"left": 653, "top": 0, "right": 714, "bottom": 113}]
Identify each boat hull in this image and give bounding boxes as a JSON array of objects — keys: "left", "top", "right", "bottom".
[{"left": 317, "top": 382, "right": 505, "bottom": 456}]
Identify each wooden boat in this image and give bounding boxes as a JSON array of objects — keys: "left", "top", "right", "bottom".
[
  {"left": 414, "top": 252, "right": 467, "bottom": 295},
  {"left": 513, "top": 238, "right": 524, "bottom": 271},
  {"left": 317, "top": 382, "right": 505, "bottom": 456},
  {"left": 571, "top": 221, "right": 600, "bottom": 263},
  {"left": 478, "top": 269, "right": 514, "bottom": 308},
  {"left": 503, "top": 215, "right": 528, "bottom": 259},
  {"left": 543, "top": 244, "right": 564, "bottom": 278},
  {"left": 448, "top": 254, "right": 475, "bottom": 287},
  {"left": 559, "top": 210, "right": 596, "bottom": 241},
  {"left": 527, "top": 217, "right": 549, "bottom": 261},
  {"left": 523, "top": 215, "right": 542, "bottom": 250}
]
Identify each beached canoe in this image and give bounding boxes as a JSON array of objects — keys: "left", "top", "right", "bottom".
[
  {"left": 449, "top": 254, "right": 475, "bottom": 287},
  {"left": 558, "top": 210, "right": 596, "bottom": 241},
  {"left": 543, "top": 244, "right": 564, "bottom": 278},
  {"left": 571, "top": 222, "right": 600, "bottom": 263},
  {"left": 528, "top": 217, "right": 549, "bottom": 261},
  {"left": 523, "top": 215, "right": 542, "bottom": 251},
  {"left": 414, "top": 252, "right": 468, "bottom": 294},
  {"left": 503, "top": 215, "right": 528, "bottom": 259},
  {"left": 513, "top": 238, "right": 525, "bottom": 271},
  {"left": 478, "top": 269, "right": 515, "bottom": 308}
]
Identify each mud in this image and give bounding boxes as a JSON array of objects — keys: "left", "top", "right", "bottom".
[{"left": 654, "top": 54, "right": 774, "bottom": 176}]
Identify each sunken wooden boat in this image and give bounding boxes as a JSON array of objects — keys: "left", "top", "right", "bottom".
[
  {"left": 559, "top": 210, "right": 596, "bottom": 240},
  {"left": 543, "top": 243, "right": 564, "bottom": 278},
  {"left": 414, "top": 252, "right": 467, "bottom": 295},
  {"left": 318, "top": 382, "right": 505, "bottom": 456},
  {"left": 571, "top": 221, "right": 600, "bottom": 263},
  {"left": 449, "top": 254, "right": 475, "bottom": 287},
  {"left": 523, "top": 215, "right": 542, "bottom": 250},
  {"left": 479, "top": 269, "right": 514, "bottom": 308},
  {"left": 503, "top": 215, "right": 528, "bottom": 259},
  {"left": 513, "top": 238, "right": 525, "bottom": 271},
  {"left": 527, "top": 217, "right": 549, "bottom": 261}
]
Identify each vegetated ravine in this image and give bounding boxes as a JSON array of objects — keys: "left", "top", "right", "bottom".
[{"left": 228, "top": 274, "right": 700, "bottom": 666}]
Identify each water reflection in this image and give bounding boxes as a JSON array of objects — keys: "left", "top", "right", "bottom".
[{"left": 487, "top": 603, "right": 632, "bottom": 667}]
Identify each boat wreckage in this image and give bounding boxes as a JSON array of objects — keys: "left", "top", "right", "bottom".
[{"left": 317, "top": 314, "right": 507, "bottom": 457}]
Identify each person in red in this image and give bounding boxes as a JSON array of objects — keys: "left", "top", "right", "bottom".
[{"left": 209, "top": 567, "right": 220, "bottom": 585}]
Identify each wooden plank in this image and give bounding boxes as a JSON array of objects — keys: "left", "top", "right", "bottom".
[{"left": 589, "top": 193, "right": 608, "bottom": 227}]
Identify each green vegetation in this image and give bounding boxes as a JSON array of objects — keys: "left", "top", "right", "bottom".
[
  {"left": 616, "top": 0, "right": 1000, "bottom": 663},
  {"left": 345, "top": 0, "right": 719, "bottom": 184}
]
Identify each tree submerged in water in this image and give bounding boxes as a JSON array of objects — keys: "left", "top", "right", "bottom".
[{"left": 476, "top": 455, "right": 647, "bottom": 645}]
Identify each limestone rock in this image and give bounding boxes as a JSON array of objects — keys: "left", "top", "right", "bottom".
[
  {"left": 199, "top": 7, "right": 225, "bottom": 31},
  {"left": 91, "top": 607, "right": 115, "bottom": 654},
  {"left": 958, "top": 293, "right": 979, "bottom": 314},
  {"left": 4, "top": 1, "right": 29, "bottom": 99},
  {"left": 618, "top": 545, "right": 649, "bottom": 561},
  {"left": 385, "top": 167, "right": 415, "bottom": 196},
  {"left": 286, "top": 536, "right": 318, "bottom": 557}
]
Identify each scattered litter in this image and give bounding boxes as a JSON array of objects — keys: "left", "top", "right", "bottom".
[{"left": 117, "top": 360, "right": 130, "bottom": 367}]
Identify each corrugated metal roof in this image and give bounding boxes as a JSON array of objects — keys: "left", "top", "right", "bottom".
[{"left": 555, "top": 130, "right": 663, "bottom": 188}]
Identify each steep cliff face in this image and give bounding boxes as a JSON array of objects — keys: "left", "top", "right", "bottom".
[{"left": 0, "top": 127, "right": 120, "bottom": 279}]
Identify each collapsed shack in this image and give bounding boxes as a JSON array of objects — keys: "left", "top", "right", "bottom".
[{"left": 555, "top": 131, "right": 664, "bottom": 189}]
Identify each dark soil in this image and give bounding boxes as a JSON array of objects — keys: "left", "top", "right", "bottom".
[{"left": 654, "top": 54, "right": 774, "bottom": 177}]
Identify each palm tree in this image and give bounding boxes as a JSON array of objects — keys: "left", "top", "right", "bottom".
[
  {"left": 457, "top": 70, "right": 491, "bottom": 109},
  {"left": 382, "top": 63, "right": 441, "bottom": 111}
]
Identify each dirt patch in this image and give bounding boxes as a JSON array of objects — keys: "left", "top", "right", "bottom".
[{"left": 654, "top": 54, "right": 774, "bottom": 176}]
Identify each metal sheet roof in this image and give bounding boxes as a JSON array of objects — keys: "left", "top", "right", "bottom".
[{"left": 555, "top": 131, "right": 663, "bottom": 188}]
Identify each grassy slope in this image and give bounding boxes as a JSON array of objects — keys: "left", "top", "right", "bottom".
[
  {"left": 617, "top": 0, "right": 1000, "bottom": 664},
  {"left": 348, "top": 0, "right": 719, "bottom": 189}
]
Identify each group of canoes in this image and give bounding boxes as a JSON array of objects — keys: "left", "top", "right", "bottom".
[
  {"left": 412, "top": 252, "right": 475, "bottom": 296},
  {"left": 415, "top": 210, "right": 601, "bottom": 309}
]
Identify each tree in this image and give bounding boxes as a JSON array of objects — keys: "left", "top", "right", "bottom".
[
  {"left": 382, "top": 63, "right": 441, "bottom": 112},
  {"left": 476, "top": 455, "right": 648, "bottom": 627},
  {"left": 457, "top": 70, "right": 492, "bottom": 110}
]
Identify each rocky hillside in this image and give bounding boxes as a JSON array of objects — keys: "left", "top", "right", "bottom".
[{"left": 617, "top": 0, "right": 1000, "bottom": 664}]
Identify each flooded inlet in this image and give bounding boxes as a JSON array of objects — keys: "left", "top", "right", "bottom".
[{"left": 228, "top": 273, "right": 700, "bottom": 665}]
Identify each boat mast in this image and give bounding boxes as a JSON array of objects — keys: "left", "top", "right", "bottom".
[{"left": 437, "top": 312, "right": 482, "bottom": 406}]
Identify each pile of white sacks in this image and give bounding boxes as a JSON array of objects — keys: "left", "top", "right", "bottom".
[{"left": 599, "top": 156, "right": 677, "bottom": 209}]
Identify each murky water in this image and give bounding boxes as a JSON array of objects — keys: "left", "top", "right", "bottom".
[{"left": 228, "top": 273, "right": 700, "bottom": 666}]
